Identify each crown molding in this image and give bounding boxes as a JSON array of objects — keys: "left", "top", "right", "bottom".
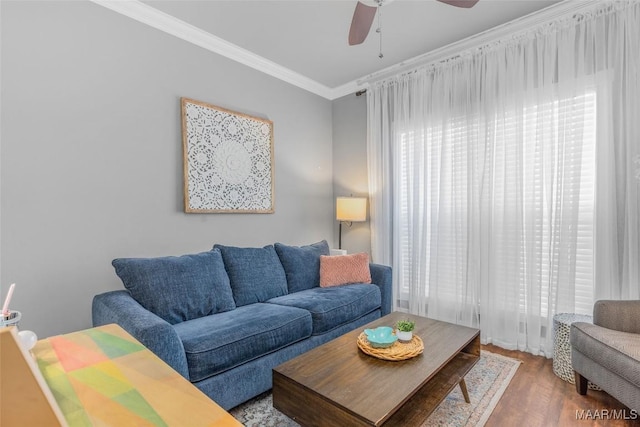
[
  {"left": 90, "top": 0, "right": 336, "bottom": 99},
  {"left": 90, "top": 0, "right": 597, "bottom": 101},
  {"left": 330, "top": 80, "right": 368, "bottom": 100}
]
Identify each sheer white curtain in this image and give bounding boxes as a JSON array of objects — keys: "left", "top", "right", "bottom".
[{"left": 367, "top": 1, "right": 640, "bottom": 356}]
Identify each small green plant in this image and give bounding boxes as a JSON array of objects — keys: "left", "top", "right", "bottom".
[{"left": 395, "top": 319, "right": 415, "bottom": 332}]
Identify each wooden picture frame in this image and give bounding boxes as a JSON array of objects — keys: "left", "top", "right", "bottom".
[{"left": 181, "top": 98, "right": 274, "bottom": 213}]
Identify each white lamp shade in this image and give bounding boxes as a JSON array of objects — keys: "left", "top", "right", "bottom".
[{"left": 336, "top": 197, "right": 367, "bottom": 222}]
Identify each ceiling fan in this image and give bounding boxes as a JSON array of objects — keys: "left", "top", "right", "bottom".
[{"left": 348, "top": 0, "right": 480, "bottom": 46}]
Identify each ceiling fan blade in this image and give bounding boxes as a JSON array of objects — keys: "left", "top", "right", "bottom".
[
  {"left": 436, "top": 0, "right": 479, "bottom": 8},
  {"left": 349, "top": 2, "right": 378, "bottom": 46}
]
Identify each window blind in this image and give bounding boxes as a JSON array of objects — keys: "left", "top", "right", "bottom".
[{"left": 397, "top": 90, "right": 596, "bottom": 318}]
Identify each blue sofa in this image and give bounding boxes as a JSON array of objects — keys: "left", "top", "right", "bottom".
[{"left": 92, "top": 241, "right": 392, "bottom": 410}]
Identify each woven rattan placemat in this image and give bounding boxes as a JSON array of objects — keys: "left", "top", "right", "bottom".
[{"left": 357, "top": 332, "right": 424, "bottom": 361}]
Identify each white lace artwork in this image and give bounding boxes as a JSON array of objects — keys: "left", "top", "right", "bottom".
[{"left": 182, "top": 99, "right": 274, "bottom": 212}]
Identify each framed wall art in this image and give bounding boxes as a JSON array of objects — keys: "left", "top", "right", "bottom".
[{"left": 181, "top": 98, "right": 274, "bottom": 213}]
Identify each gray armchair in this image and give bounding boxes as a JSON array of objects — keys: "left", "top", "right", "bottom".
[{"left": 570, "top": 300, "right": 640, "bottom": 411}]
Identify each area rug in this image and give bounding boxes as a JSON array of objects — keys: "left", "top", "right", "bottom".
[{"left": 230, "top": 351, "right": 521, "bottom": 427}]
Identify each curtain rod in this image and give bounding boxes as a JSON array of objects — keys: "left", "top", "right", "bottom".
[{"left": 357, "top": 0, "right": 602, "bottom": 86}]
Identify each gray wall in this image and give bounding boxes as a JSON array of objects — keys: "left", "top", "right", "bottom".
[
  {"left": 332, "top": 94, "right": 371, "bottom": 256},
  {"left": 0, "top": 1, "right": 334, "bottom": 337}
]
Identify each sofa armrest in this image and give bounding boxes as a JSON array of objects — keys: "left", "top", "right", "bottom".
[
  {"left": 594, "top": 300, "right": 640, "bottom": 334},
  {"left": 370, "top": 263, "right": 392, "bottom": 316},
  {"left": 92, "top": 290, "right": 189, "bottom": 379}
]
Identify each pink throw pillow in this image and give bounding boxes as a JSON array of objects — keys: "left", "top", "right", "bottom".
[{"left": 319, "top": 253, "right": 372, "bottom": 288}]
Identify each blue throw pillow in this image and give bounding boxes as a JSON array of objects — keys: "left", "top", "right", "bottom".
[
  {"left": 214, "top": 244, "right": 288, "bottom": 307},
  {"left": 112, "top": 249, "right": 235, "bottom": 325},
  {"left": 274, "top": 240, "right": 330, "bottom": 293}
]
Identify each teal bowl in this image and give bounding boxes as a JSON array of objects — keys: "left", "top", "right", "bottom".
[{"left": 364, "top": 326, "right": 398, "bottom": 348}]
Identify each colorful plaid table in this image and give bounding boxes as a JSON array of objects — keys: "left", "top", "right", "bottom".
[{"left": 32, "top": 323, "right": 241, "bottom": 427}]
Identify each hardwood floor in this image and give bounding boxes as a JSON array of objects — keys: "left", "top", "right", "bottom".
[{"left": 482, "top": 344, "right": 640, "bottom": 426}]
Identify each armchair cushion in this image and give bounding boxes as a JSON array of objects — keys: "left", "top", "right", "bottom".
[
  {"left": 571, "top": 322, "right": 640, "bottom": 388},
  {"left": 215, "top": 244, "right": 288, "bottom": 307},
  {"left": 112, "top": 249, "right": 235, "bottom": 325},
  {"left": 274, "top": 240, "right": 330, "bottom": 293}
]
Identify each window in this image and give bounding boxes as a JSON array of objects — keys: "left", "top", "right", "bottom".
[{"left": 397, "top": 90, "right": 596, "bottom": 318}]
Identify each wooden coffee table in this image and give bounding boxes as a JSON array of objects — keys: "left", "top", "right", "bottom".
[{"left": 273, "top": 312, "right": 480, "bottom": 426}]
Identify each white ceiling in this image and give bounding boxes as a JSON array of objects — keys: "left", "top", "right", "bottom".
[{"left": 109, "top": 0, "right": 564, "bottom": 97}]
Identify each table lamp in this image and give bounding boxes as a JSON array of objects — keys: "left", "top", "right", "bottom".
[{"left": 336, "top": 197, "right": 367, "bottom": 249}]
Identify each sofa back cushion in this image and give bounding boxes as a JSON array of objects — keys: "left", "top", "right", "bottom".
[
  {"left": 214, "top": 244, "right": 288, "bottom": 306},
  {"left": 274, "top": 240, "right": 330, "bottom": 293},
  {"left": 112, "top": 249, "right": 235, "bottom": 325}
]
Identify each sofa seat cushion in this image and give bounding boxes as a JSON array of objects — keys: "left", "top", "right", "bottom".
[
  {"left": 174, "top": 303, "right": 312, "bottom": 382},
  {"left": 267, "top": 284, "right": 381, "bottom": 335},
  {"left": 571, "top": 322, "right": 640, "bottom": 388},
  {"left": 112, "top": 249, "right": 235, "bottom": 325},
  {"left": 215, "top": 244, "right": 288, "bottom": 307}
]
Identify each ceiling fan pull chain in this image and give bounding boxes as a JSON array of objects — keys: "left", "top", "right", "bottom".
[{"left": 377, "top": 1, "right": 383, "bottom": 59}]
